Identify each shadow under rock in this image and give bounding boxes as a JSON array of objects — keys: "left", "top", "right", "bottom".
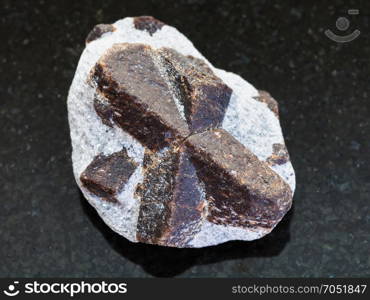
[{"left": 80, "top": 193, "right": 293, "bottom": 277}]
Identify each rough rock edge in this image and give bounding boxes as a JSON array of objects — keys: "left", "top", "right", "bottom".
[
  {"left": 254, "top": 90, "right": 279, "bottom": 117},
  {"left": 86, "top": 24, "right": 116, "bottom": 44},
  {"left": 267, "top": 143, "right": 290, "bottom": 166},
  {"left": 133, "top": 16, "right": 165, "bottom": 35}
]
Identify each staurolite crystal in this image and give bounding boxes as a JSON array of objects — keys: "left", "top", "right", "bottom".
[{"left": 68, "top": 16, "right": 296, "bottom": 248}]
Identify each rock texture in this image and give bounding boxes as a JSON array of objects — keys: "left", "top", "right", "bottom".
[{"left": 68, "top": 16, "right": 296, "bottom": 248}]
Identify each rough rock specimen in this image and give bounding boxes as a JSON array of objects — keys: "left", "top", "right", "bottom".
[{"left": 68, "top": 16, "right": 296, "bottom": 248}]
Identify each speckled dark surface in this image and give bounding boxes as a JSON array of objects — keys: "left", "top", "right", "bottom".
[{"left": 1, "top": 0, "right": 369, "bottom": 277}]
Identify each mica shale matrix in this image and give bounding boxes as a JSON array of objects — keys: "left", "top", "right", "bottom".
[{"left": 68, "top": 16, "right": 296, "bottom": 248}]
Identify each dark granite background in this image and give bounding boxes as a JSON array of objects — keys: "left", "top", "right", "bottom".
[{"left": 1, "top": 0, "right": 369, "bottom": 277}]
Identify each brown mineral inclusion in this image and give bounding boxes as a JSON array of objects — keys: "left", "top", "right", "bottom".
[
  {"left": 133, "top": 16, "right": 165, "bottom": 35},
  {"left": 267, "top": 143, "right": 290, "bottom": 166},
  {"left": 80, "top": 42, "right": 293, "bottom": 246},
  {"left": 135, "top": 146, "right": 205, "bottom": 246},
  {"left": 86, "top": 24, "right": 116, "bottom": 44},
  {"left": 80, "top": 149, "right": 138, "bottom": 202},
  {"left": 92, "top": 43, "right": 190, "bottom": 151},
  {"left": 186, "top": 129, "right": 292, "bottom": 228},
  {"left": 254, "top": 90, "right": 279, "bottom": 117},
  {"left": 158, "top": 48, "right": 232, "bottom": 133}
]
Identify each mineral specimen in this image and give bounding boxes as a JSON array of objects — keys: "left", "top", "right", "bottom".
[{"left": 68, "top": 16, "right": 296, "bottom": 248}]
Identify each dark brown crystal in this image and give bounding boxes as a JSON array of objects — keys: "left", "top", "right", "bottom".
[
  {"left": 92, "top": 43, "right": 190, "bottom": 151},
  {"left": 136, "top": 146, "right": 204, "bottom": 247},
  {"left": 86, "top": 24, "right": 115, "bottom": 44},
  {"left": 83, "top": 41, "right": 293, "bottom": 246},
  {"left": 185, "top": 129, "right": 292, "bottom": 228},
  {"left": 267, "top": 143, "right": 290, "bottom": 166},
  {"left": 158, "top": 49, "right": 232, "bottom": 133},
  {"left": 254, "top": 90, "right": 279, "bottom": 117},
  {"left": 93, "top": 97, "right": 114, "bottom": 127},
  {"left": 80, "top": 149, "right": 138, "bottom": 202},
  {"left": 133, "top": 16, "right": 165, "bottom": 35}
]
